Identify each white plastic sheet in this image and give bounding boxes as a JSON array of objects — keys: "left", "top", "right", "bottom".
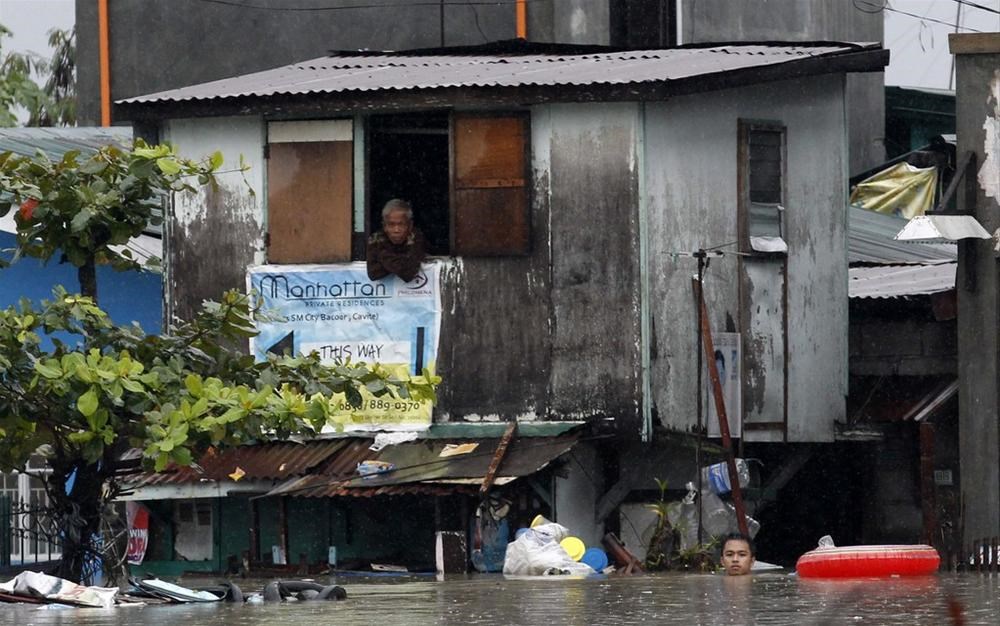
[
  {"left": 0, "top": 571, "right": 118, "bottom": 608},
  {"left": 502, "top": 523, "right": 594, "bottom": 576}
]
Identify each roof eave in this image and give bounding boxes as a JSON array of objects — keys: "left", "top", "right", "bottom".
[{"left": 115, "top": 46, "right": 889, "bottom": 122}]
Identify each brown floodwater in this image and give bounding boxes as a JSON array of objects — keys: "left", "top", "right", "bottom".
[{"left": 3, "top": 572, "right": 999, "bottom": 625}]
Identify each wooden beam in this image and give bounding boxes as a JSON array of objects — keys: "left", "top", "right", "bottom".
[
  {"left": 480, "top": 422, "right": 517, "bottom": 498},
  {"left": 693, "top": 276, "right": 750, "bottom": 537}
]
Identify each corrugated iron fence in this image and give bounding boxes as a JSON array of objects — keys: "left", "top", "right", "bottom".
[
  {"left": 960, "top": 538, "right": 1000, "bottom": 573},
  {"left": 0, "top": 494, "right": 62, "bottom": 568}
]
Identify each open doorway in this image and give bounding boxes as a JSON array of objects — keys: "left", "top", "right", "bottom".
[{"left": 368, "top": 112, "right": 450, "bottom": 255}]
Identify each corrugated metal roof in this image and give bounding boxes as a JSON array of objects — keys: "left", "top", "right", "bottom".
[
  {"left": 266, "top": 434, "right": 580, "bottom": 498},
  {"left": 0, "top": 127, "right": 132, "bottom": 159},
  {"left": 849, "top": 262, "right": 955, "bottom": 299},
  {"left": 119, "top": 43, "right": 882, "bottom": 106},
  {"left": 127, "top": 439, "right": 354, "bottom": 487},
  {"left": 125, "top": 431, "right": 580, "bottom": 497},
  {"left": 849, "top": 205, "right": 956, "bottom": 264}
]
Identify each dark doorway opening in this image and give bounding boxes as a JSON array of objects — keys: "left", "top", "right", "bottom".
[{"left": 368, "top": 112, "right": 450, "bottom": 255}]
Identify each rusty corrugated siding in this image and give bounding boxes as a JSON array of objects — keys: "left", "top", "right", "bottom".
[
  {"left": 119, "top": 44, "right": 880, "bottom": 105},
  {"left": 266, "top": 434, "right": 579, "bottom": 497},
  {"left": 127, "top": 439, "right": 355, "bottom": 486}
]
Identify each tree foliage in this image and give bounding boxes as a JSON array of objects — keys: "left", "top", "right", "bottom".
[
  {"left": 0, "top": 140, "right": 226, "bottom": 299},
  {"left": 0, "top": 24, "right": 75, "bottom": 127},
  {"left": 0, "top": 287, "right": 439, "bottom": 582},
  {"left": 0, "top": 287, "right": 439, "bottom": 476}
]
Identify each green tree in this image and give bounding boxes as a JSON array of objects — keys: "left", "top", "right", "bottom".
[
  {"left": 0, "top": 142, "right": 440, "bottom": 583},
  {"left": 0, "top": 24, "right": 75, "bottom": 127},
  {"left": 0, "top": 288, "right": 438, "bottom": 583},
  {"left": 0, "top": 140, "right": 221, "bottom": 300}
]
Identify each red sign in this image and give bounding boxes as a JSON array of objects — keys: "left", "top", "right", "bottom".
[{"left": 126, "top": 502, "right": 150, "bottom": 565}]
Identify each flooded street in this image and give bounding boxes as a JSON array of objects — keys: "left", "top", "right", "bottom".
[{"left": 5, "top": 573, "right": 1000, "bottom": 625}]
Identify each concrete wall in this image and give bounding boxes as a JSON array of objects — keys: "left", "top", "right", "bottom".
[
  {"left": 76, "top": 0, "right": 519, "bottom": 126},
  {"left": 646, "top": 75, "right": 849, "bottom": 442},
  {"left": 554, "top": 443, "right": 604, "bottom": 547},
  {"left": 76, "top": 0, "right": 612, "bottom": 126},
  {"left": 953, "top": 37, "right": 1000, "bottom": 542},
  {"left": 849, "top": 317, "right": 957, "bottom": 376},
  {"left": 679, "top": 0, "right": 885, "bottom": 176}
]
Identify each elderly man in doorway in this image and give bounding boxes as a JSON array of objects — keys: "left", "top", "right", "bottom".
[{"left": 366, "top": 198, "right": 426, "bottom": 282}]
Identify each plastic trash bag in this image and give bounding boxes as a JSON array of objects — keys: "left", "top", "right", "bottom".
[{"left": 502, "top": 523, "right": 593, "bottom": 576}]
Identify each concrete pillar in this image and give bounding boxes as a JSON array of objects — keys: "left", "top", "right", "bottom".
[{"left": 951, "top": 33, "right": 1000, "bottom": 543}]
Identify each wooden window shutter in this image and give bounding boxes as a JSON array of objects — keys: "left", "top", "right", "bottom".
[
  {"left": 451, "top": 114, "right": 530, "bottom": 256},
  {"left": 267, "top": 121, "right": 353, "bottom": 263}
]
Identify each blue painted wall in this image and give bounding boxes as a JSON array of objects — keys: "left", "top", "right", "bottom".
[{"left": 0, "top": 231, "right": 162, "bottom": 336}]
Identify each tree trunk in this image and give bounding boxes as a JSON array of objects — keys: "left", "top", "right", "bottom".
[
  {"left": 78, "top": 258, "right": 98, "bottom": 302},
  {"left": 48, "top": 464, "right": 108, "bottom": 583}
]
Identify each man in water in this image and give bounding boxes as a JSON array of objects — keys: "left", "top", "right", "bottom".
[{"left": 720, "top": 532, "right": 755, "bottom": 576}]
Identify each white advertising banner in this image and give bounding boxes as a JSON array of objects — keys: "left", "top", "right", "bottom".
[{"left": 247, "top": 262, "right": 441, "bottom": 430}]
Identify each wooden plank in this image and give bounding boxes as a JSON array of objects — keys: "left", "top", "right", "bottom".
[
  {"left": 451, "top": 114, "right": 530, "bottom": 256},
  {"left": 267, "top": 140, "right": 353, "bottom": 263},
  {"left": 480, "top": 422, "right": 518, "bottom": 498},
  {"left": 949, "top": 32, "right": 1000, "bottom": 55}
]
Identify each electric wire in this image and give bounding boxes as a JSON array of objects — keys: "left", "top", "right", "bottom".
[
  {"left": 948, "top": 0, "right": 1000, "bottom": 17},
  {"left": 853, "top": 0, "right": 984, "bottom": 32}
]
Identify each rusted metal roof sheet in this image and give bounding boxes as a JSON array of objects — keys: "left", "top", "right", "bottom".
[
  {"left": 119, "top": 43, "right": 883, "bottom": 106},
  {"left": 849, "top": 263, "right": 955, "bottom": 299},
  {"left": 126, "top": 439, "right": 356, "bottom": 487},
  {"left": 267, "top": 434, "right": 580, "bottom": 498}
]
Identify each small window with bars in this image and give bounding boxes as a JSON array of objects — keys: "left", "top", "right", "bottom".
[{"left": 741, "top": 122, "right": 787, "bottom": 253}]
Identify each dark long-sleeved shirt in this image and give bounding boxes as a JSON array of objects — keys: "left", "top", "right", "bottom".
[{"left": 366, "top": 229, "right": 426, "bottom": 282}]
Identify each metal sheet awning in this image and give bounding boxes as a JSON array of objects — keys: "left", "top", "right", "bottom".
[
  {"left": 849, "top": 263, "right": 956, "bottom": 299},
  {"left": 894, "top": 215, "right": 992, "bottom": 242},
  {"left": 120, "top": 425, "right": 584, "bottom": 500},
  {"left": 265, "top": 434, "right": 580, "bottom": 498},
  {"left": 848, "top": 205, "right": 956, "bottom": 264}
]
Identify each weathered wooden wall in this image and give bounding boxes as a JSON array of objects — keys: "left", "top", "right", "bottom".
[
  {"left": 438, "top": 103, "right": 641, "bottom": 427},
  {"left": 162, "top": 105, "right": 641, "bottom": 426},
  {"left": 644, "top": 75, "right": 849, "bottom": 443},
  {"left": 547, "top": 103, "right": 641, "bottom": 427},
  {"left": 164, "top": 117, "right": 266, "bottom": 323}
]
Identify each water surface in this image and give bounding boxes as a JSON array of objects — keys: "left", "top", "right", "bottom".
[{"left": 5, "top": 572, "right": 999, "bottom": 625}]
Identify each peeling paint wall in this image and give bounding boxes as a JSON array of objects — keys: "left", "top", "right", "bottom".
[
  {"left": 437, "top": 103, "right": 640, "bottom": 426},
  {"left": 679, "top": 0, "right": 884, "bottom": 175},
  {"left": 163, "top": 117, "right": 265, "bottom": 323},
  {"left": 547, "top": 103, "right": 642, "bottom": 428},
  {"left": 645, "top": 75, "right": 848, "bottom": 443}
]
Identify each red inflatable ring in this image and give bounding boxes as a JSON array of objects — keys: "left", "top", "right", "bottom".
[{"left": 796, "top": 544, "right": 940, "bottom": 578}]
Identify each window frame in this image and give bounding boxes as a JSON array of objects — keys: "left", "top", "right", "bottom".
[
  {"left": 738, "top": 119, "right": 787, "bottom": 255},
  {"left": 449, "top": 110, "right": 532, "bottom": 257}
]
